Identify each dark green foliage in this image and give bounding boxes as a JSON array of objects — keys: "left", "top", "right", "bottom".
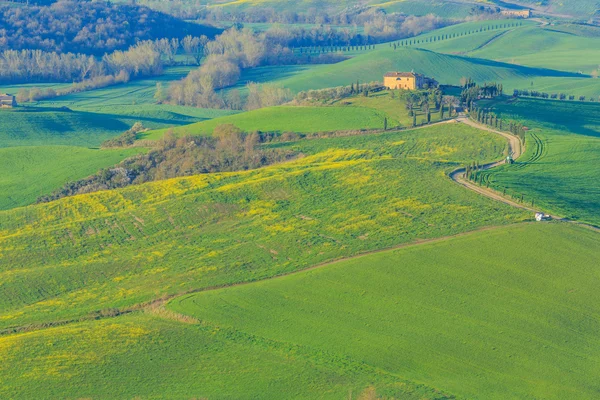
[
  {"left": 39, "top": 124, "right": 297, "bottom": 202},
  {"left": 0, "top": 1, "right": 220, "bottom": 55},
  {"left": 101, "top": 123, "right": 146, "bottom": 149}
]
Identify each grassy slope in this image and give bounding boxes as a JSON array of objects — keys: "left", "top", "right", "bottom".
[
  {"left": 144, "top": 91, "right": 443, "bottom": 139},
  {"left": 470, "top": 26, "right": 600, "bottom": 74},
  {"left": 276, "top": 46, "right": 600, "bottom": 96},
  {"left": 0, "top": 67, "right": 236, "bottom": 147},
  {"left": 508, "top": 0, "right": 598, "bottom": 18},
  {"left": 144, "top": 105, "right": 391, "bottom": 139},
  {"left": 0, "top": 146, "right": 143, "bottom": 211},
  {"left": 0, "top": 124, "right": 527, "bottom": 329},
  {"left": 170, "top": 222, "right": 600, "bottom": 400},
  {"left": 0, "top": 105, "right": 234, "bottom": 148},
  {"left": 481, "top": 97, "right": 600, "bottom": 226},
  {"left": 4, "top": 223, "right": 596, "bottom": 398},
  {"left": 0, "top": 312, "right": 447, "bottom": 400}
]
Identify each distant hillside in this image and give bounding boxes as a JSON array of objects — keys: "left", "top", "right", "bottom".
[
  {"left": 504, "top": 0, "right": 599, "bottom": 19},
  {"left": 276, "top": 46, "right": 585, "bottom": 92},
  {"left": 0, "top": 1, "right": 221, "bottom": 54}
]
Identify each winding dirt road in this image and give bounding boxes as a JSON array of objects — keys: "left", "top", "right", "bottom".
[
  {"left": 450, "top": 116, "right": 599, "bottom": 232},
  {"left": 449, "top": 115, "right": 536, "bottom": 212}
]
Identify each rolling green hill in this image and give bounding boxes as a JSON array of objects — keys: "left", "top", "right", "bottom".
[
  {"left": 144, "top": 105, "right": 392, "bottom": 139},
  {"left": 144, "top": 91, "right": 444, "bottom": 140},
  {"left": 0, "top": 67, "right": 236, "bottom": 147},
  {"left": 481, "top": 97, "right": 600, "bottom": 226},
  {"left": 0, "top": 146, "right": 143, "bottom": 211},
  {"left": 0, "top": 106, "right": 234, "bottom": 148},
  {"left": 469, "top": 26, "right": 600, "bottom": 74},
  {"left": 2, "top": 222, "right": 598, "bottom": 399},
  {"left": 170, "top": 222, "right": 600, "bottom": 400},
  {"left": 0, "top": 123, "right": 526, "bottom": 330},
  {"left": 276, "top": 46, "right": 600, "bottom": 96}
]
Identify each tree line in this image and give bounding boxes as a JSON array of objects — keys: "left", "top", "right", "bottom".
[
  {"left": 389, "top": 22, "right": 523, "bottom": 50},
  {"left": 461, "top": 79, "right": 504, "bottom": 110},
  {"left": 162, "top": 27, "right": 346, "bottom": 109},
  {"left": 512, "top": 89, "right": 599, "bottom": 103},
  {"left": 38, "top": 124, "right": 298, "bottom": 203},
  {"left": 0, "top": 0, "right": 220, "bottom": 55},
  {"left": 470, "top": 105, "right": 527, "bottom": 143}
]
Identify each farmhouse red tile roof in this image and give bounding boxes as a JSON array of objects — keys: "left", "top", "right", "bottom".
[{"left": 384, "top": 72, "right": 416, "bottom": 78}]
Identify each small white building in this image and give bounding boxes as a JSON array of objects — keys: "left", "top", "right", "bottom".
[{"left": 535, "top": 212, "right": 550, "bottom": 222}]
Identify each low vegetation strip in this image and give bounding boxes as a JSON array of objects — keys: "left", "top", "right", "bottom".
[
  {"left": 0, "top": 124, "right": 527, "bottom": 329},
  {"left": 169, "top": 223, "right": 600, "bottom": 400}
]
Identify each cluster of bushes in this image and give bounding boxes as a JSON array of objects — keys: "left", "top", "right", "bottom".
[
  {"left": 101, "top": 123, "right": 147, "bottom": 149},
  {"left": 513, "top": 89, "right": 599, "bottom": 102},
  {"left": 38, "top": 124, "right": 298, "bottom": 202},
  {"left": 0, "top": 0, "right": 220, "bottom": 55},
  {"left": 461, "top": 79, "right": 504, "bottom": 110}
]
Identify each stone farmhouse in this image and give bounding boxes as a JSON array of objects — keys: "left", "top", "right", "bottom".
[
  {"left": 384, "top": 72, "right": 438, "bottom": 90},
  {"left": 500, "top": 9, "right": 532, "bottom": 18},
  {"left": 0, "top": 93, "right": 17, "bottom": 108}
]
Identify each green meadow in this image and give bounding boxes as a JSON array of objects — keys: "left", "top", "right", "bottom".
[
  {"left": 2, "top": 223, "right": 598, "bottom": 399},
  {"left": 0, "top": 105, "right": 234, "bottom": 148},
  {"left": 276, "top": 46, "right": 596, "bottom": 96},
  {"left": 470, "top": 26, "right": 600, "bottom": 74},
  {"left": 0, "top": 146, "right": 143, "bottom": 210},
  {"left": 0, "top": 123, "right": 526, "bottom": 329},
  {"left": 144, "top": 91, "right": 445, "bottom": 139},
  {"left": 170, "top": 222, "right": 600, "bottom": 400},
  {"left": 481, "top": 97, "right": 600, "bottom": 226}
]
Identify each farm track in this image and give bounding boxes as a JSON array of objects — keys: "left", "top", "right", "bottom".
[
  {"left": 468, "top": 29, "right": 514, "bottom": 53},
  {"left": 450, "top": 116, "right": 599, "bottom": 232}
]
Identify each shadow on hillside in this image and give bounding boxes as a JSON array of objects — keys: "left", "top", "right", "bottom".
[
  {"left": 434, "top": 50, "right": 588, "bottom": 78},
  {"left": 494, "top": 97, "right": 600, "bottom": 138}
]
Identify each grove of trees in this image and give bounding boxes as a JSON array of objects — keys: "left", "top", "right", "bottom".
[
  {"left": 0, "top": 0, "right": 220, "bottom": 55},
  {"left": 38, "top": 124, "right": 297, "bottom": 202}
]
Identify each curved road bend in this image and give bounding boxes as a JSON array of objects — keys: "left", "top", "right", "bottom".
[{"left": 450, "top": 116, "right": 599, "bottom": 232}]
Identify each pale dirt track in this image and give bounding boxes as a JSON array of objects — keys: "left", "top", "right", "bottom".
[{"left": 450, "top": 116, "right": 599, "bottom": 232}]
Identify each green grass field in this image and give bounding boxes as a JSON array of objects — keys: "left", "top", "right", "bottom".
[
  {"left": 2, "top": 223, "right": 598, "bottom": 399},
  {"left": 144, "top": 91, "right": 447, "bottom": 140},
  {"left": 0, "top": 66, "right": 236, "bottom": 147},
  {"left": 144, "top": 105, "right": 390, "bottom": 139},
  {"left": 169, "top": 222, "right": 600, "bottom": 400},
  {"left": 0, "top": 106, "right": 235, "bottom": 148},
  {"left": 275, "top": 46, "right": 598, "bottom": 96},
  {"left": 0, "top": 146, "right": 143, "bottom": 211},
  {"left": 480, "top": 97, "right": 600, "bottom": 226},
  {"left": 469, "top": 26, "right": 600, "bottom": 74},
  {"left": 0, "top": 123, "right": 527, "bottom": 330}
]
